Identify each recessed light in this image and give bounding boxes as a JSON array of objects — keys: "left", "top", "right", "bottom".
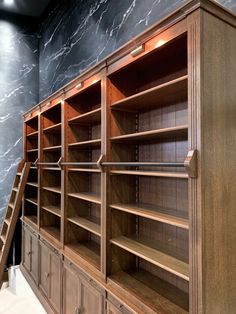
[{"left": 4, "top": 0, "right": 14, "bottom": 6}]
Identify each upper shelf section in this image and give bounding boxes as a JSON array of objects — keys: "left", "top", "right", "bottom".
[
  {"left": 66, "top": 81, "right": 101, "bottom": 124},
  {"left": 108, "top": 34, "right": 187, "bottom": 103},
  {"left": 111, "top": 75, "right": 187, "bottom": 112}
]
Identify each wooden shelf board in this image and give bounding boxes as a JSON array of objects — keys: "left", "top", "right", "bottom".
[
  {"left": 16, "top": 172, "right": 22, "bottom": 176},
  {"left": 27, "top": 182, "right": 38, "bottom": 188},
  {"left": 110, "top": 203, "right": 189, "bottom": 229},
  {"left": 30, "top": 166, "right": 37, "bottom": 170},
  {"left": 24, "top": 215, "right": 38, "bottom": 226},
  {"left": 110, "top": 236, "right": 189, "bottom": 281},
  {"left": 27, "top": 148, "right": 38, "bottom": 153},
  {"left": 25, "top": 198, "right": 38, "bottom": 206},
  {"left": 110, "top": 125, "right": 188, "bottom": 142},
  {"left": 68, "top": 217, "right": 101, "bottom": 236},
  {"left": 42, "top": 205, "right": 61, "bottom": 217},
  {"left": 68, "top": 192, "right": 101, "bottom": 204},
  {"left": 8, "top": 202, "right": 14, "bottom": 209},
  {"left": 110, "top": 170, "right": 188, "bottom": 179},
  {"left": 42, "top": 167, "right": 61, "bottom": 171},
  {"left": 42, "top": 186, "right": 61, "bottom": 194},
  {"left": 68, "top": 139, "right": 101, "bottom": 148},
  {"left": 68, "top": 108, "right": 101, "bottom": 124},
  {"left": 66, "top": 242, "right": 100, "bottom": 270},
  {"left": 111, "top": 75, "right": 188, "bottom": 111},
  {"left": 13, "top": 187, "right": 18, "bottom": 192},
  {"left": 41, "top": 227, "right": 60, "bottom": 242},
  {"left": 43, "top": 122, "right": 62, "bottom": 133},
  {"left": 68, "top": 168, "right": 101, "bottom": 173},
  {"left": 27, "top": 130, "right": 38, "bottom": 138},
  {"left": 43, "top": 145, "right": 62, "bottom": 152},
  {"left": 108, "top": 270, "right": 189, "bottom": 313}
]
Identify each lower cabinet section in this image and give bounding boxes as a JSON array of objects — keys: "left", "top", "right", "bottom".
[
  {"left": 22, "top": 223, "right": 135, "bottom": 314},
  {"left": 39, "top": 239, "right": 61, "bottom": 313},
  {"left": 63, "top": 259, "right": 105, "bottom": 314},
  {"left": 22, "top": 225, "right": 38, "bottom": 284}
]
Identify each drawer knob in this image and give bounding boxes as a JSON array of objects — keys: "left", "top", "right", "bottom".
[
  {"left": 27, "top": 251, "right": 31, "bottom": 256},
  {"left": 75, "top": 308, "right": 82, "bottom": 314},
  {"left": 45, "top": 272, "right": 49, "bottom": 279}
]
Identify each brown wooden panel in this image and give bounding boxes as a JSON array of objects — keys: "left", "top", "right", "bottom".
[{"left": 48, "top": 250, "right": 61, "bottom": 313}]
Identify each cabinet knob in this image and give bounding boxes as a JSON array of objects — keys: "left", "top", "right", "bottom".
[
  {"left": 75, "top": 308, "right": 82, "bottom": 314},
  {"left": 27, "top": 251, "right": 31, "bottom": 256},
  {"left": 45, "top": 272, "right": 49, "bottom": 279}
]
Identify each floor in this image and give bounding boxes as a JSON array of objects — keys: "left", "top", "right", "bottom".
[{"left": 0, "top": 266, "right": 46, "bottom": 314}]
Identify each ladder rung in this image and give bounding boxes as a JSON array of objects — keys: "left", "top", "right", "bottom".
[
  {"left": 0, "top": 235, "right": 6, "bottom": 244},
  {"left": 5, "top": 218, "right": 10, "bottom": 226},
  {"left": 0, "top": 161, "right": 31, "bottom": 287}
]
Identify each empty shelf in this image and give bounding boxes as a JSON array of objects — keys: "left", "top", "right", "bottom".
[
  {"left": 42, "top": 205, "right": 61, "bottom": 217},
  {"left": 43, "top": 145, "right": 62, "bottom": 151},
  {"left": 25, "top": 198, "right": 38, "bottom": 206},
  {"left": 111, "top": 75, "right": 188, "bottom": 111},
  {"left": 110, "top": 125, "right": 188, "bottom": 142},
  {"left": 110, "top": 203, "right": 189, "bottom": 229},
  {"left": 43, "top": 122, "right": 62, "bottom": 133},
  {"left": 68, "top": 192, "right": 101, "bottom": 204},
  {"left": 66, "top": 242, "right": 100, "bottom": 270},
  {"left": 41, "top": 227, "right": 60, "bottom": 241},
  {"left": 27, "top": 182, "right": 38, "bottom": 187},
  {"left": 42, "top": 186, "right": 61, "bottom": 194},
  {"left": 27, "top": 130, "right": 38, "bottom": 138},
  {"left": 68, "top": 108, "right": 101, "bottom": 124},
  {"left": 27, "top": 148, "right": 38, "bottom": 153},
  {"left": 68, "top": 217, "right": 101, "bottom": 236},
  {"left": 110, "top": 170, "right": 188, "bottom": 178},
  {"left": 109, "top": 270, "right": 189, "bottom": 313},
  {"left": 42, "top": 167, "right": 61, "bottom": 171},
  {"left": 110, "top": 236, "right": 189, "bottom": 281},
  {"left": 68, "top": 168, "right": 101, "bottom": 173},
  {"left": 24, "top": 216, "right": 37, "bottom": 225},
  {"left": 68, "top": 139, "right": 101, "bottom": 148}
]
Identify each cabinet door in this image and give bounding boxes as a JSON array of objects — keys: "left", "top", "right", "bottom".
[
  {"left": 63, "top": 264, "right": 79, "bottom": 314},
  {"left": 22, "top": 227, "right": 31, "bottom": 272},
  {"left": 30, "top": 232, "right": 38, "bottom": 284},
  {"left": 39, "top": 241, "right": 50, "bottom": 296},
  {"left": 79, "top": 279, "right": 105, "bottom": 314},
  {"left": 106, "top": 301, "right": 132, "bottom": 314},
  {"left": 48, "top": 250, "right": 61, "bottom": 313}
]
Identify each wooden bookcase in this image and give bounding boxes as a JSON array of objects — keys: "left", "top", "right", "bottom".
[{"left": 21, "top": 1, "right": 236, "bottom": 313}]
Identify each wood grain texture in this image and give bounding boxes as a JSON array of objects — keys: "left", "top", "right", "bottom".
[{"left": 200, "top": 9, "right": 236, "bottom": 314}]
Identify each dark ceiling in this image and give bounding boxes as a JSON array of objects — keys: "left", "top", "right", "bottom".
[{"left": 0, "top": 0, "right": 51, "bottom": 17}]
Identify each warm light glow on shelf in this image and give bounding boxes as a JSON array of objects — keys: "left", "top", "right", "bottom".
[
  {"left": 76, "top": 82, "right": 83, "bottom": 90},
  {"left": 91, "top": 79, "right": 99, "bottom": 85},
  {"left": 131, "top": 44, "right": 145, "bottom": 57},
  {"left": 155, "top": 39, "right": 167, "bottom": 48}
]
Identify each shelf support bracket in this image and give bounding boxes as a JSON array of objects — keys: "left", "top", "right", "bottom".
[
  {"left": 57, "top": 157, "right": 64, "bottom": 170},
  {"left": 97, "top": 154, "right": 105, "bottom": 172},
  {"left": 184, "top": 150, "right": 197, "bottom": 178},
  {"left": 34, "top": 158, "right": 39, "bottom": 169}
]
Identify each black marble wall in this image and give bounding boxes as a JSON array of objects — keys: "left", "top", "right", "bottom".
[
  {"left": 0, "top": 12, "right": 38, "bottom": 224},
  {"left": 39, "top": 0, "right": 236, "bottom": 101}
]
